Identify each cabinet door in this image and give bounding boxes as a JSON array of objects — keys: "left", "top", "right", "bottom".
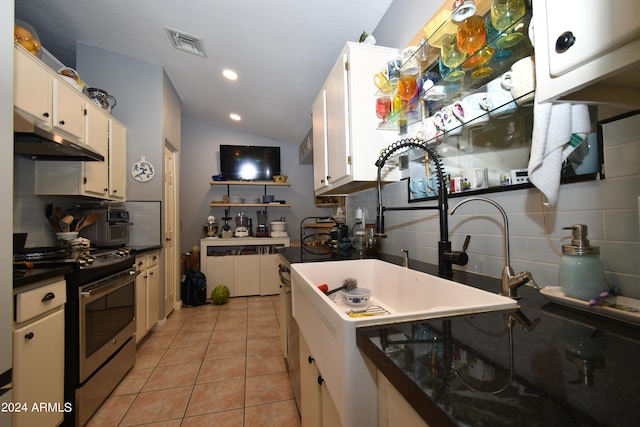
[
  {"left": 146, "top": 263, "right": 160, "bottom": 329},
  {"left": 377, "top": 372, "right": 429, "bottom": 427},
  {"left": 14, "top": 46, "right": 52, "bottom": 126},
  {"left": 109, "top": 120, "right": 127, "bottom": 200},
  {"left": 135, "top": 262, "right": 147, "bottom": 343},
  {"left": 534, "top": 0, "right": 640, "bottom": 105},
  {"left": 233, "top": 255, "right": 260, "bottom": 296},
  {"left": 12, "top": 308, "right": 65, "bottom": 427},
  {"left": 259, "top": 254, "right": 281, "bottom": 296},
  {"left": 312, "top": 89, "right": 329, "bottom": 192},
  {"left": 300, "top": 334, "right": 322, "bottom": 427},
  {"left": 544, "top": 0, "right": 640, "bottom": 78},
  {"left": 52, "top": 79, "right": 85, "bottom": 140},
  {"left": 205, "top": 256, "right": 234, "bottom": 297},
  {"left": 325, "top": 51, "right": 350, "bottom": 185},
  {"left": 83, "top": 102, "right": 109, "bottom": 197}
]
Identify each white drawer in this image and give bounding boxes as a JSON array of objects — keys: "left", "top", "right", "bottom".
[
  {"left": 135, "top": 255, "right": 147, "bottom": 271},
  {"left": 146, "top": 251, "right": 159, "bottom": 268},
  {"left": 15, "top": 278, "right": 67, "bottom": 323}
]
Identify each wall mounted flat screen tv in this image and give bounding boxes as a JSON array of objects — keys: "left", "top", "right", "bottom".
[{"left": 219, "top": 145, "right": 281, "bottom": 181}]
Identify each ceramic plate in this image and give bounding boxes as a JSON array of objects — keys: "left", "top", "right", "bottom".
[{"left": 540, "top": 286, "right": 640, "bottom": 326}]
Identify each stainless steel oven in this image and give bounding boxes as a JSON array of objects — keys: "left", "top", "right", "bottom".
[
  {"left": 61, "top": 247, "right": 138, "bottom": 426},
  {"left": 78, "top": 268, "right": 137, "bottom": 383}
]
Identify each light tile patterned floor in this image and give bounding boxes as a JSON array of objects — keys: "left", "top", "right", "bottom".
[{"left": 87, "top": 296, "right": 301, "bottom": 427}]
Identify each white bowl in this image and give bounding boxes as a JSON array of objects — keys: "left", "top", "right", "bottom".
[
  {"left": 340, "top": 287, "right": 371, "bottom": 307},
  {"left": 56, "top": 232, "right": 79, "bottom": 241}
]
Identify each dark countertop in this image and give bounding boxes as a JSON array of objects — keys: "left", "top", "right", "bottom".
[
  {"left": 282, "top": 247, "right": 640, "bottom": 426},
  {"left": 129, "top": 244, "right": 162, "bottom": 255},
  {"left": 13, "top": 266, "right": 73, "bottom": 289}
]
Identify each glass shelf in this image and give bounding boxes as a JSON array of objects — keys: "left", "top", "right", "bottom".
[{"left": 376, "top": 6, "right": 533, "bottom": 131}]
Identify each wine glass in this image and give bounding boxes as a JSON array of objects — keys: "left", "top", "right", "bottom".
[
  {"left": 457, "top": 15, "right": 489, "bottom": 69},
  {"left": 375, "top": 96, "right": 392, "bottom": 125},
  {"left": 491, "top": 0, "right": 525, "bottom": 49},
  {"left": 440, "top": 33, "right": 466, "bottom": 81},
  {"left": 397, "top": 74, "right": 418, "bottom": 116}
]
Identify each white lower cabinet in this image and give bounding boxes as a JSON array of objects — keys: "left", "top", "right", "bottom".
[
  {"left": 135, "top": 251, "right": 160, "bottom": 343},
  {"left": 299, "top": 334, "right": 341, "bottom": 427},
  {"left": 377, "top": 371, "right": 429, "bottom": 427},
  {"left": 233, "top": 254, "right": 260, "bottom": 296},
  {"left": 200, "top": 238, "right": 290, "bottom": 298},
  {"left": 13, "top": 277, "right": 66, "bottom": 427}
]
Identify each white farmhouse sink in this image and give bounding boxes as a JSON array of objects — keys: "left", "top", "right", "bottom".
[{"left": 291, "top": 259, "right": 517, "bottom": 427}]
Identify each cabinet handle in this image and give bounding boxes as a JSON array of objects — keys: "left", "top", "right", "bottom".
[
  {"left": 104, "top": 188, "right": 109, "bottom": 193},
  {"left": 41, "top": 292, "right": 55, "bottom": 301},
  {"left": 42, "top": 112, "right": 49, "bottom": 118},
  {"left": 555, "top": 31, "right": 576, "bottom": 53},
  {"left": 166, "top": 237, "right": 172, "bottom": 242},
  {"left": 25, "top": 332, "right": 34, "bottom": 340},
  {"left": 138, "top": 261, "right": 144, "bottom": 266},
  {"left": 153, "top": 256, "right": 158, "bottom": 260},
  {"left": 58, "top": 120, "right": 65, "bottom": 126},
  {"left": 307, "top": 356, "right": 315, "bottom": 364},
  {"left": 317, "top": 375, "right": 324, "bottom": 385}
]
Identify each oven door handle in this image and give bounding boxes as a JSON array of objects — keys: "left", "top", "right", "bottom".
[{"left": 80, "top": 269, "right": 140, "bottom": 298}]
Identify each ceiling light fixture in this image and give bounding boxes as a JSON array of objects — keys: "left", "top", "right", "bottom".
[
  {"left": 223, "top": 69, "right": 238, "bottom": 80},
  {"left": 165, "top": 27, "right": 207, "bottom": 57},
  {"left": 230, "top": 113, "right": 242, "bottom": 121}
]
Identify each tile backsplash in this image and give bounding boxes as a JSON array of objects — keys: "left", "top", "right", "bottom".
[{"left": 349, "top": 112, "right": 640, "bottom": 299}]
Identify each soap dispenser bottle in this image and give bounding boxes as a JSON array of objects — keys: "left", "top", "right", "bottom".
[{"left": 560, "top": 224, "right": 605, "bottom": 301}]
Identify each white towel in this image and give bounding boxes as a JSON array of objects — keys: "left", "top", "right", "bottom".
[{"left": 528, "top": 94, "right": 590, "bottom": 207}]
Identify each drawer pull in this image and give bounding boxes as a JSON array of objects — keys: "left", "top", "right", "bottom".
[
  {"left": 41, "top": 292, "right": 56, "bottom": 302},
  {"left": 25, "top": 332, "right": 34, "bottom": 340}
]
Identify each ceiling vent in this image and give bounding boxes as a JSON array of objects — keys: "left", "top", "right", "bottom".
[{"left": 165, "top": 27, "right": 207, "bottom": 57}]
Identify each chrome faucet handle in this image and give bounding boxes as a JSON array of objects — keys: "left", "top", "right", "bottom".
[{"left": 504, "top": 270, "right": 537, "bottom": 299}]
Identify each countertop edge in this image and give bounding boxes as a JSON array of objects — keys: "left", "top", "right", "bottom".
[{"left": 13, "top": 266, "right": 73, "bottom": 289}]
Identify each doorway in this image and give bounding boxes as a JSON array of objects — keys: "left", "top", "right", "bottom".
[{"left": 163, "top": 143, "right": 179, "bottom": 316}]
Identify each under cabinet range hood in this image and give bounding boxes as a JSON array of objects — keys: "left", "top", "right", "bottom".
[{"left": 13, "top": 113, "right": 105, "bottom": 162}]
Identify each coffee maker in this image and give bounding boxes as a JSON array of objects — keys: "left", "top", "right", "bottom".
[{"left": 256, "top": 210, "right": 269, "bottom": 237}]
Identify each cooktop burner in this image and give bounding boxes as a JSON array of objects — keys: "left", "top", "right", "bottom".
[{"left": 14, "top": 246, "right": 133, "bottom": 269}]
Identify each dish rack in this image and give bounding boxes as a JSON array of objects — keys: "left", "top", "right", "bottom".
[{"left": 300, "top": 216, "right": 336, "bottom": 254}]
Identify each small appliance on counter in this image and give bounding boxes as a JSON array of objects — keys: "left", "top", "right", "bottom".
[
  {"left": 221, "top": 210, "right": 233, "bottom": 239},
  {"left": 78, "top": 205, "right": 130, "bottom": 248},
  {"left": 270, "top": 218, "right": 288, "bottom": 238},
  {"left": 234, "top": 211, "right": 250, "bottom": 237},
  {"left": 203, "top": 215, "right": 219, "bottom": 238},
  {"left": 256, "top": 210, "right": 269, "bottom": 237}
]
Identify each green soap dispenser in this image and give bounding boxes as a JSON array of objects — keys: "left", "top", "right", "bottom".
[{"left": 560, "top": 224, "right": 605, "bottom": 301}]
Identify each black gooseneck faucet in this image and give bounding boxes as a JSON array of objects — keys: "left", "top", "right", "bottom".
[{"left": 375, "top": 138, "right": 468, "bottom": 279}]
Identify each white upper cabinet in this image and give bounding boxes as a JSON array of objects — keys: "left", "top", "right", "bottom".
[
  {"left": 108, "top": 119, "right": 127, "bottom": 200},
  {"left": 533, "top": 0, "right": 640, "bottom": 107},
  {"left": 312, "top": 42, "right": 400, "bottom": 196},
  {"left": 312, "top": 89, "right": 328, "bottom": 193}
]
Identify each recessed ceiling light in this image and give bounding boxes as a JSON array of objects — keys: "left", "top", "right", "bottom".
[
  {"left": 230, "top": 113, "right": 241, "bottom": 121},
  {"left": 223, "top": 69, "right": 238, "bottom": 80}
]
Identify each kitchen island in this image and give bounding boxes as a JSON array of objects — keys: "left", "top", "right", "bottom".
[{"left": 280, "top": 247, "right": 640, "bottom": 426}]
